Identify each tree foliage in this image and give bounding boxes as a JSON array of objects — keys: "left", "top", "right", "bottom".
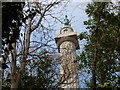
[
  {"left": 2, "top": 2, "right": 25, "bottom": 48},
  {"left": 2, "top": 1, "right": 62, "bottom": 89},
  {"left": 78, "top": 1, "right": 120, "bottom": 88}
]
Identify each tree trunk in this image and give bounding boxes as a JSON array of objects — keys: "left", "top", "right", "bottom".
[
  {"left": 10, "top": 42, "right": 18, "bottom": 89},
  {"left": 92, "top": 43, "right": 97, "bottom": 89},
  {"left": 10, "top": 17, "right": 32, "bottom": 89},
  {"left": 11, "top": 81, "right": 18, "bottom": 89},
  {"left": 92, "top": 13, "right": 100, "bottom": 89}
]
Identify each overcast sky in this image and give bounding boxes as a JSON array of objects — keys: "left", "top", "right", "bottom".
[
  {"left": 53, "top": 1, "right": 89, "bottom": 35},
  {"left": 48, "top": 1, "right": 90, "bottom": 54}
]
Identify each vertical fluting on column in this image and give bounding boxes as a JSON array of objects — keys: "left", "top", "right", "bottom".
[{"left": 60, "top": 41, "right": 79, "bottom": 88}]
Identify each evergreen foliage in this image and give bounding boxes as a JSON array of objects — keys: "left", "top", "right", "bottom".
[{"left": 78, "top": 2, "right": 120, "bottom": 88}]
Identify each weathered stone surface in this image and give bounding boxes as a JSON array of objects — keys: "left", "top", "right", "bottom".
[
  {"left": 60, "top": 41, "right": 79, "bottom": 88},
  {"left": 55, "top": 32, "right": 79, "bottom": 52},
  {"left": 55, "top": 26, "right": 80, "bottom": 88}
]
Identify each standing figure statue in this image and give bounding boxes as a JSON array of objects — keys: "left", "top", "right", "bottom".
[{"left": 63, "top": 15, "right": 70, "bottom": 26}]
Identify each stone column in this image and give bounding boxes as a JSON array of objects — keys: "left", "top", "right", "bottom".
[
  {"left": 60, "top": 41, "right": 79, "bottom": 88},
  {"left": 55, "top": 26, "right": 80, "bottom": 89}
]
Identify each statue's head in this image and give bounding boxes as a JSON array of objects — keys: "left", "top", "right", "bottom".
[{"left": 65, "top": 15, "right": 67, "bottom": 18}]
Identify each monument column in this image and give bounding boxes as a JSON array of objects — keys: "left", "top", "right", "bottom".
[{"left": 55, "top": 15, "right": 80, "bottom": 88}]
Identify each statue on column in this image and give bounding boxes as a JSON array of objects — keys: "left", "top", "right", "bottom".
[{"left": 63, "top": 15, "right": 70, "bottom": 26}]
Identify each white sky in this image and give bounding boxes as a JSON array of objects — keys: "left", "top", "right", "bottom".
[
  {"left": 54, "top": 2, "right": 89, "bottom": 35},
  {"left": 48, "top": 1, "right": 88, "bottom": 34},
  {"left": 49, "top": 1, "right": 89, "bottom": 54}
]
